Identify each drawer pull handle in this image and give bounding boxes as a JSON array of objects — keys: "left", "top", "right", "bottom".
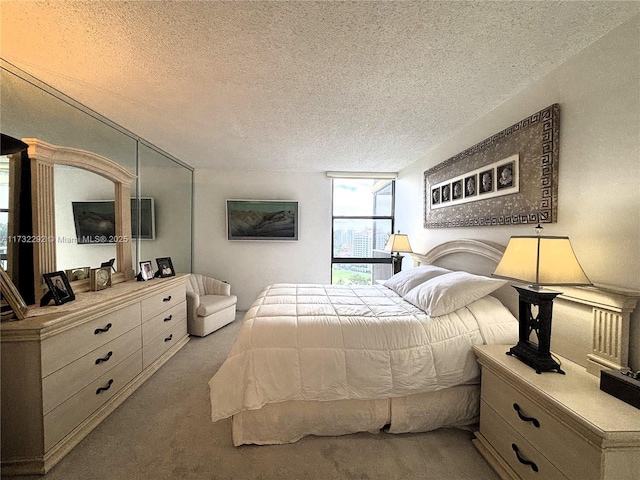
[
  {"left": 96, "top": 379, "right": 114, "bottom": 395},
  {"left": 164, "top": 315, "right": 173, "bottom": 322},
  {"left": 164, "top": 334, "right": 173, "bottom": 342},
  {"left": 513, "top": 403, "right": 540, "bottom": 428},
  {"left": 163, "top": 295, "right": 172, "bottom": 302},
  {"left": 94, "top": 323, "right": 113, "bottom": 335},
  {"left": 512, "top": 444, "right": 538, "bottom": 473},
  {"left": 95, "top": 351, "right": 113, "bottom": 364}
]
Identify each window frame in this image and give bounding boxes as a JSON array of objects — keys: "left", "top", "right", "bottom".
[{"left": 330, "top": 178, "right": 395, "bottom": 278}]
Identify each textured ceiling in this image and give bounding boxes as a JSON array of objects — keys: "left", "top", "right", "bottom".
[{"left": 1, "top": 1, "right": 638, "bottom": 172}]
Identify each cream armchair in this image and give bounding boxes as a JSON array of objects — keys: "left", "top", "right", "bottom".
[{"left": 186, "top": 274, "right": 237, "bottom": 337}]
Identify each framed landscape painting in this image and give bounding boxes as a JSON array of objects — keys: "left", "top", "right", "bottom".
[{"left": 226, "top": 200, "right": 299, "bottom": 241}]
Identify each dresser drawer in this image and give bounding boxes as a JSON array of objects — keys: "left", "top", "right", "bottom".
[
  {"left": 43, "top": 349, "right": 142, "bottom": 451},
  {"left": 42, "top": 326, "right": 142, "bottom": 415},
  {"left": 482, "top": 369, "right": 600, "bottom": 480},
  {"left": 142, "top": 301, "right": 186, "bottom": 345},
  {"left": 141, "top": 284, "right": 186, "bottom": 322},
  {"left": 480, "top": 400, "right": 570, "bottom": 480},
  {"left": 41, "top": 303, "right": 141, "bottom": 376},
  {"left": 143, "top": 320, "right": 187, "bottom": 369}
]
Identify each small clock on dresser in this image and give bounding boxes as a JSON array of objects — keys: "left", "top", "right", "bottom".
[{"left": 90, "top": 267, "right": 111, "bottom": 291}]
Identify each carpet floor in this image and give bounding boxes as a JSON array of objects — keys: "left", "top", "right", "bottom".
[{"left": 16, "top": 314, "right": 500, "bottom": 480}]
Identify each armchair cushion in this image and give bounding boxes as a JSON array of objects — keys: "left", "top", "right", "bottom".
[{"left": 197, "top": 294, "right": 238, "bottom": 317}]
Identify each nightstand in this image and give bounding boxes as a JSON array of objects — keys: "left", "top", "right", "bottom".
[{"left": 472, "top": 345, "right": 640, "bottom": 480}]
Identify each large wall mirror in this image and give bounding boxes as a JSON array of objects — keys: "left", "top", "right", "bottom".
[{"left": 0, "top": 60, "right": 193, "bottom": 305}]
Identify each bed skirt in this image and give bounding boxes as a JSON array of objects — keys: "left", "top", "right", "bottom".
[{"left": 231, "top": 383, "right": 480, "bottom": 446}]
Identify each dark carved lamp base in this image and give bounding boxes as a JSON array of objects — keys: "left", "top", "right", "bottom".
[
  {"left": 507, "top": 341, "right": 565, "bottom": 374},
  {"left": 391, "top": 254, "right": 404, "bottom": 276},
  {"left": 507, "top": 285, "right": 565, "bottom": 375}
]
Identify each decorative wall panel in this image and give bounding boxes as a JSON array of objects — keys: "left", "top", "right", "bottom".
[{"left": 424, "top": 104, "right": 559, "bottom": 228}]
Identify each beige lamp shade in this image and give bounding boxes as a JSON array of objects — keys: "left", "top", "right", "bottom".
[
  {"left": 493, "top": 236, "right": 591, "bottom": 287},
  {"left": 384, "top": 233, "right": 413, "bottom": 253}
]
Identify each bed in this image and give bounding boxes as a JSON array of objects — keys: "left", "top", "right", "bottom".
[{"left": 208, "top": 239, "right": 522, "bottom": 445}]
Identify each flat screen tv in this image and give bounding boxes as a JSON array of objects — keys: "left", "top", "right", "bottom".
[
  {"left": 226, "top": 200, "right": 298, "bottom": 241},
  {"left": 72, "top": 198, "right": 155, "bottom": 244}
]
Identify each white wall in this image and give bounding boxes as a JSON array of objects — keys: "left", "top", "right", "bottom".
[
  {"left": 193, "top": 170, "right": 332, "bottom": 310},
  {"left": 396, "top": 16, "right": 640, "bottom": 368}
]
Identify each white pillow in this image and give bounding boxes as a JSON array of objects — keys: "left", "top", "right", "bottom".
[
  {"left": 383, "top": 265, "right": 451, "bottom": 297},
  {"left": 403, "top": 271, "right": 507, "bottom": 316}
]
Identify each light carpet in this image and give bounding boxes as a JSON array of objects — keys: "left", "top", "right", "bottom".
[{"left": 18, "top": 314, "right": 500, "bottom": 480}]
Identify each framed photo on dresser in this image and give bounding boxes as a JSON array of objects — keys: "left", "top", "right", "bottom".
[
  {"left": 156, "top": 257, "right": 175, "bottom": 277},
  {"left": 43, "top": 271, "right": 75, "bottom": 305},
  {"left": 139, "top": 261, "right": 154, "bottom": 281}
]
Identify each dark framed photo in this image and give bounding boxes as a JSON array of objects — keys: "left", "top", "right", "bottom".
[
  {"left": 497, "top": 162, "right": 515, "bottom": 190},
  {"left": 465, "top": 175, "right": 477, "bottom": 198},
  {"left": 431, "top": 187, "right": 440, "bottom": 205},
  {"left": 452, "top": 180, "right": 463, "bottom": 200},
  {"left": 441, "top": 184, "right": 451, "bottom": 202},
  {"left": 479, "top": 169, "right": 494, "bottom": 194},
  {"left": 43, "top": 271, "right": 75, "bottom": 305},
  {"left": 156, "top": 257, "right": 175, "bottom": 278},
  {"left": 139, "top": 261, "right": 154, "bottom": 281},
  {"left": 101, "top": 258, "right": 116, "bottom": 272}
]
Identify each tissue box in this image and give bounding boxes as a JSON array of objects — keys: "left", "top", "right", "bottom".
[{"left": 600, "top": 369, "right": 640, "bottom": 409}]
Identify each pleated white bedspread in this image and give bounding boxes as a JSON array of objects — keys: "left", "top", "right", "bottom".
[{"left": 209, "top": 284, "right": 517, "bottom": 423}]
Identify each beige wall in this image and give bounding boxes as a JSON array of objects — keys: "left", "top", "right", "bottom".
[{"left": 395, "top": 16, "right": 640, "bottom": 368}]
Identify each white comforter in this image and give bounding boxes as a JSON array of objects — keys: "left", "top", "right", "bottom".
[{"left": 209, "top": 284, "right": 517, "bottom": 422}]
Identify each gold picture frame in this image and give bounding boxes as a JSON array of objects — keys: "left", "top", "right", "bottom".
[
  {"left": 65, "top": 267, "right": 91, "bottom": 281},
  {"left": 0, "top": 265, "right": 29, "bottom": 320}
]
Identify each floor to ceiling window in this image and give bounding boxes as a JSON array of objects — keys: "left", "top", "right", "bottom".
[{"left": 330, "top": 175, "right": 395, "bottom": 285}]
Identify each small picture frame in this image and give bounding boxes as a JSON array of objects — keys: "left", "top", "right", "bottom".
[
  {"left": 452, "top": 180, "right": 463, "bottom": 200},
  {"left": 497, "top": 162, "right": 515, "bottom": 190},
  {"left": 156, "top": 257, "right": 175, "bottom": 278},
  {"left": 65, "top": 267, "right": 90, "bottom": 281},
  {"left": 43, "top": 271, "right": 76, "bottom": 305},
  {"left": 0, "top": 266, "right": 28, "bottom": 320},
  {"left": 479, "top": 169, "right": 494, "bottom": 194},
  {"left": 101, "top": 258, "right": 116, "bottom": 272},
  {"left": 464, "top": 175, "right": 477, "bottom": 198},
  {"left": 441, "top": 184, "right": 451, "bottom": 202},
  {"left": 431, "top": 187, "right": 440, "bottom": 205},
  {"left": 139, "top": 261, "right": 154, "bottom": 281}
]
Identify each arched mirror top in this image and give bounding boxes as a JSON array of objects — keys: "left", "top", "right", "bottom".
[
  {"left": 25, "top": 138, "right": 137, "bottom": 296},
  {"left": 25, "top": 138, "right": 136, "bottom": 187}
]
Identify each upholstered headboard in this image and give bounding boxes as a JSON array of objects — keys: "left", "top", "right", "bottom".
[{"left": 410, "top": 239, "right": 640, "bottom": 374}]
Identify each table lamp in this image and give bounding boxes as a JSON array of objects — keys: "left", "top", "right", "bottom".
[
  {"left": 384, "top": 232, "right": 413, "bottom": 275},
  {"left": 493, "top": 228, "right": 591, "bottom": 374}
]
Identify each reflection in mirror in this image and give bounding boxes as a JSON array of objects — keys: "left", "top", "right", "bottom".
[
  {"left": 26, "top": 138, "right": 136, "bottom": 299},
  {"left": 1, "top": 61, "right": 193, "bottom": 303},
  {"left": 0, "top": 155, "right": 8, "bottom": 271},
  {"left": 1, "top": 67, "right": 138, "bottom": 176},
  {"left": 138, "top": 143, "right": 192, "bottom": 275},
  {"left": 54, "top": 165, "right": 117, "bottom": 272}
]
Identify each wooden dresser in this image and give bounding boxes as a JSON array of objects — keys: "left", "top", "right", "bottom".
[
  {"left": 1, "top": 275, "right": 189, "bottom": 476},
  {"left": 473, "top": 345, "right": 640, "bottom": 480}
]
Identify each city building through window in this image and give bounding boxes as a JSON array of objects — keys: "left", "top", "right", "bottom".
[{"left": 331, "top": 177, "right": 395, "bottom": 285}]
